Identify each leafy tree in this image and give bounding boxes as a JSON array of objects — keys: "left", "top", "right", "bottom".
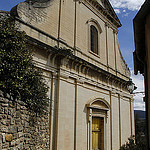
[{"left": 0, "top": 14, "right": 49, "bottom": 114}]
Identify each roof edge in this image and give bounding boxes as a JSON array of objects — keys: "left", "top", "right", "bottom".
[{"left": 133, "top": 0, "right": 150, "bottom": 61}]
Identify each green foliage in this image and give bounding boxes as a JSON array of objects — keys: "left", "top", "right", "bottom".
[
  {"left": 120, "top": 118, "right": 148, "bottom": 150},
  {"left": 120, "top": 136, "right": 136, "bottom": 150},
  {"left": 120, "top": 134, "right": 147, "bottom": 150},
  {"left": 0, "top": 14, "right": 49, "bottom": 114}
]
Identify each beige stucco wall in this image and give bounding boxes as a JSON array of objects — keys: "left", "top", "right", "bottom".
[
  {"left": 57, "top": 79, "right": 75, "bottom": 150},
  {"left": 14, "top": 0, "right": 130, "bottom": 80},
  {"left": 43, "top": 66, "right": 134, "bottom": 150},
  {"left": 120, "top": 97, "right": 131, "bottom": 144},
  {"left": 10, "top": 0, "right": 134, "bottom": 150},
  {"left": 60, "top": 0, "right": 75, "bottom": 47},
  {"left": 111, "top": 94, "right": 120, "bottom": 150},
  {"left": 31, "top": 0, "right": 60, "bottom": 38}
]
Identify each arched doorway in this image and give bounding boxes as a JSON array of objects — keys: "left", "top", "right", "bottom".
[{"left": 86, "top": 98, "right": 110, "bottom": 150}]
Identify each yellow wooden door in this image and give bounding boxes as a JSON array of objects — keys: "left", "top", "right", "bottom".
[{"left": 92, "top": 117, "right": 104, "bottom": 150}]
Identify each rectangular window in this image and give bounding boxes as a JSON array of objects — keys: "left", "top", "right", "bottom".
[{"left": 90, "top": 25, "right": 98, "bottom": 54}]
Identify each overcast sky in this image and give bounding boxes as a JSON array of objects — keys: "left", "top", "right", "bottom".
[{"left": 0, "top": 0, "right": 146, "bottom": 110}]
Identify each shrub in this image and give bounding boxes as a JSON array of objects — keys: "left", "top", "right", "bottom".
[
  {"left": 120, "top": 133, "right": 147, "bottom": 150},
  {"left": 0, "top": 14, "right": 49, "bottom": 114}
]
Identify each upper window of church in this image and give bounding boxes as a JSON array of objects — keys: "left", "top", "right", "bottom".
[{"left": 90, "top": 25, "right": 98, "bottom": 54}]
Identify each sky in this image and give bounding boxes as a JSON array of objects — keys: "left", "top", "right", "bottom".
[
  {"left": 0, "top": 0, "right": 146, "bottom": 110},
  {"left": 109, "top": 0, "right": 145, "bottom": 111}
]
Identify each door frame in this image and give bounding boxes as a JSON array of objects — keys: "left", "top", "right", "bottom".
[
  {"left": 86, "top": 98, "right": 110, "bottom": 150},
  {"left": 92, "top": 115, "right": 105, "bottom": 150}
]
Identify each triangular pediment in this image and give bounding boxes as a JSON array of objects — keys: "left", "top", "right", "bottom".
[{"left": 86, "top": 0, "right": 122, "bottom": 27}]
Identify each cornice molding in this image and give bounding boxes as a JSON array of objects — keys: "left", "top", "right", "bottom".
[
  {"left": 33, "top": 49, "right": 132, "bottom": 99},
  {"left": 26, "top": 0, "right": 53, "bottom": 8},
  {"left": 58, "top": 68, "right": 132, "bottom": 99},
  {"left": 27, "top": 35, "right": 130, "bottom": 86},
  {"left": 85, "top": 0, "right": 122, "bottom": 28}
]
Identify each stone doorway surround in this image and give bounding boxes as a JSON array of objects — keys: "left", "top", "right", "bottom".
[{"left": 86, "top": 98, "right": 110, "bottom": 150}]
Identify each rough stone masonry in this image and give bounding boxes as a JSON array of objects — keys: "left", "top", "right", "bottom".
[{"left": 0, "top": 91, "right": 49, "bottom": 150}]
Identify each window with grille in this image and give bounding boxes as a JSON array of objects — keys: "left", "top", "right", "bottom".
[{"left": 90, "top": 25, "right": 98, "bottom": 54}]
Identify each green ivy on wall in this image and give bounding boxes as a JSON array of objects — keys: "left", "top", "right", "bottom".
[{"left": 0, "top": 14, "right": 49, "bottom": 114}]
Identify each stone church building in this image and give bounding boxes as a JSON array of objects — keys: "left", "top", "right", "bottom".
[{"left": 9, "top": 0, "right": 134, "bottom": 149}]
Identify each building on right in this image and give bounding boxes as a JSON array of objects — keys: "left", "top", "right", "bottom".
[{"left": 133, "top": 0, "right": 150, "bottom": 149}]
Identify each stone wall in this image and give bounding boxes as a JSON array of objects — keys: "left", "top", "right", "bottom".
[{"left": 0, "top": 91, "right": 49, "bottom": 150}]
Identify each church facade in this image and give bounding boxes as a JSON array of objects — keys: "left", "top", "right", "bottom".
[{"left": 10, "top": 0, "right": 134, "bottom": 149}]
